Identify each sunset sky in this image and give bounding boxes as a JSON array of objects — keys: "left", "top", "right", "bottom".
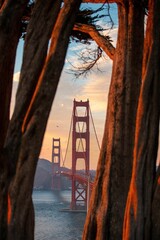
[
  {"left": 11, "top": 3, "right": 160, "bottom": 170},
  {"left": 11, "top": 4, "right": 118, "bottom": 170},
  {"left": 12, "top": 31, "right": 117, "bottom": 170}
]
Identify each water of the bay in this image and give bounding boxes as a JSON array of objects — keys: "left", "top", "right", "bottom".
[{"left": 32, "top": 190, "right": 86, "bottom": 240}]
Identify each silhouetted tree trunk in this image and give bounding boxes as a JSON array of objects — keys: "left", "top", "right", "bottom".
[
  {"left": 0, "top": 1, "right": 29, "bottom": 238},
  {"left": 123, "top": 0, "right": 160, "bottom": 239},
  {"left": 83, "top": 0, "right": 159, "bottom": 239},
  {"left": 0, "top": 0, "right": 28, "bottom": 151},
  {"left": 0, "top": 0, "right": 82, "bottom": 239},
  {"left": 152, "top": 167, "right": 160, "bottom": 240}
]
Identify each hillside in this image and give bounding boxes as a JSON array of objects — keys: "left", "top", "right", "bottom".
[
  {"left": 33, "top": 159, "right": 72, "bottom": 190},
  {"left": 34, "top": 159, "right": 52, "bottom": 190},
  {"left": 34, "top": 158, "right": 96, "bottom": 190}
]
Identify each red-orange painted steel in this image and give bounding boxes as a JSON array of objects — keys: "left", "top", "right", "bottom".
[
  {"left": 52, "top": 138, "right": 61, "bottom": 190},
  {"left": 71, "top": 99, "right": 90, "bottom": 210}
]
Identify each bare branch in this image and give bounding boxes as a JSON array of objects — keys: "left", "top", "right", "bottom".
[
  {"left": 74, "top": 23, "right": 115, "bottom": 60},
  {"left": 67, "top": 47, "right": 104, "bottom": 78}
]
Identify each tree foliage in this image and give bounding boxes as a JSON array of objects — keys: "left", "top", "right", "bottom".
[
  {"left": 71, "top": 5, "right": 110, "bottom": 44},
  {"left": 21, "top": 1, "right": 115, "bottom": 77}
]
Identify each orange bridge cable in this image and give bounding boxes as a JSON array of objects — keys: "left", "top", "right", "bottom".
[
  {"left": 89, "top": 106, "right": 101, "bottom": 151},
  {"left": 62, "top": 109, "right": 73, "bottom": 167}
]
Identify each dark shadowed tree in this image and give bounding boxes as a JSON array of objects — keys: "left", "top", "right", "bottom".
[
  {"left": 83, "top": 0, "right": 160, "bottom": 240},
  {"left": 0, "top": 0, "right": 82, "bottom": 239}
]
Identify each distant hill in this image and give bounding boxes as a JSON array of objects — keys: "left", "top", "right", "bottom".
[
  {"left": 34, "top": 159, "right": 52, "bottom": 190},
  {"left": 33, "top": 159, "right": 72, "bottom": 190},
  {"left": 37, "top": 158, "right": 52, "bottom": 174},
  {"left": 34, "top": 158, "right": 96, "bottom": 190}
]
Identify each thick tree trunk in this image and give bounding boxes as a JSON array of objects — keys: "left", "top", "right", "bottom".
[
  {"left": 2, "top": 1, "right": 61, "bottom": 239},
  {"left": 152, "top": 167, "right": 160, "bottom": 240},
  {"left": 0, "top": 1, "right": 29, "bottom": 239},
  {"left": 6, "top": 0, "right": 62, "bottom": 177},
  {"left": 0, "top": 0, "right": 5, "bottom": 8},
  {"left": 3, "top": 0, "right": 82, "bottom": 239},
  {"left": 0, "top": 0, "right": 28, "bottom": 150},
  {"left": 123, "top": 0, "right": 160, "bottom": 239},
  {"left": 83, "top": 1, "right": 144, "bottom": 239}
]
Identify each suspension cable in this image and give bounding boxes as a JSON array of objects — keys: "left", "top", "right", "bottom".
[
  {"left": 62, "top": 102, "right": 100, "bottom": 168},
  {"left": 62, "top": 109, "right": 73, "bottom": 167},
  {"left": 89, "top": 106, "right": 101, "bottom": 151}
]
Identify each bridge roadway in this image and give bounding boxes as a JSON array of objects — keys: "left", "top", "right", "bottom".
[{"left": 58, "top": 170, "right": 94, "bottom": 190}]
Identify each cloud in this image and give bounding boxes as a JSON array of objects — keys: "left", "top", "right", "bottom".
[
  {"left": 10, "top": 74, "right": 19, "bottom": 117},
  {"left": 40, "top": 57, "right": 113, "bottom": 169},
  {"left": 13, "top": 72, "right": 20, "bottom": 82},
  {"left": 77, "top": 59, "right": 112, "bottom": 111},
  {"left": 12, "top": 26, "right": 117, "bottom": 169}
]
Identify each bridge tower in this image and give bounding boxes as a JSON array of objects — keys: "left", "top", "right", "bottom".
[
  {"left": 52, "top": 138, "right": 61, "bottom": 190},
  {"left": 71, "top": 99, "right": 90, "bottom": 210}
]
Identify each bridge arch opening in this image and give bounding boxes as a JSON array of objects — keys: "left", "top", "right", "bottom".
[
  {"left": 75, "top": 107, "right": 87, "bottom": 117},
  {"left": 76, "top": 158, "right": 86, "bottom": 172},
  {"left": 76, "top": 122, "right": 87, "bottom": 133},
  {"left": 76, "top": 138, "right": 86, "bottom": 152}
]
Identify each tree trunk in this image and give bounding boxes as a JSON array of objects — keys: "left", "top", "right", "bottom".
[
  {"left": 123, "top": 0, "right": 160, "bottom": 239},
  {"left": 0, "top": 0, "right": 28, "bottom": 151},
  {"left": 3, "top": 0, "right": 82, "bottom": 239},
  {"left": 152, "top": 167, "right": 160, "bottom": 240},
  {"left": 0, "top": 1, "right": 29, "bottom": 239},
  {"left": 83, "top": 1, "right": 144, "bottom": 239}
]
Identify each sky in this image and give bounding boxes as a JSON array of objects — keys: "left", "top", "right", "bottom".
[
  {"left": 11, "top": 3, "right": 118, "bottom": 170},
  {"left": 12, "top": 30, "right": 117, "bottom": 170},
  {"left": 11, "top": 3, "right": 160, "bottom": 170}
]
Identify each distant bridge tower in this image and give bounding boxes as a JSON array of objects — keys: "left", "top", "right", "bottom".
[
  {"left": 71, "top": 99, "right": 90, "bottom": 210},
  {"left": 52, "top": 138, "right": 61, "bottom": 190}
]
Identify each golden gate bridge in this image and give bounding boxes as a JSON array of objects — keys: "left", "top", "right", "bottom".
[{"left": 51, "top": 99, "right": 100, "bottom": 211}]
